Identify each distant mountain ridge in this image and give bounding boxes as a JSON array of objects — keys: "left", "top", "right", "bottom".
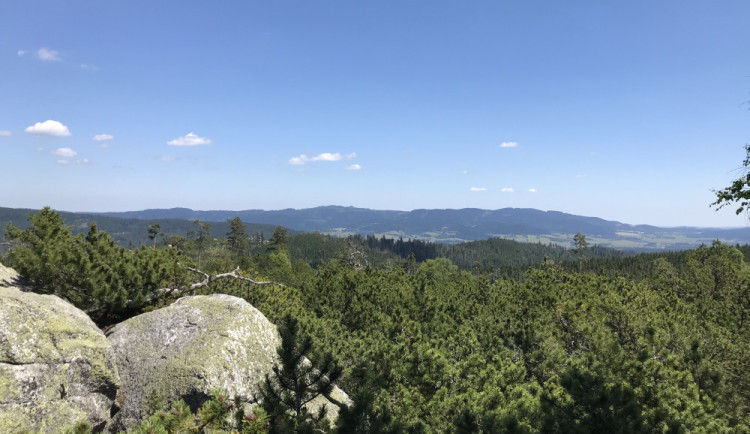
[
  {"left": 92, "top": 206, "right": 750, "bottom": 250},
  {"left": 0, "top": 207, "right": 282, "bottom": 250}
]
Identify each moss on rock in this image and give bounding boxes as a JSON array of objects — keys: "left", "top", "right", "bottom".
[
  {"left": 107, "top": 294, "right": 350, "bottom": 431},
  {"left": 0, "top": 264, "right": 120, "bottom": 433}
]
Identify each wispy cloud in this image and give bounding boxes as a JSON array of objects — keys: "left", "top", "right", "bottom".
[
  {"left": 501, "top": 187, "right": 514, "bottom": 193},
  {"left": 17, "top": 50, "right": 26, "bottom": 57},
  {"left": 500, "top": 141, "right": 518, "bottom": 148},
  {"left": 80, "top": 64, "right": 100, "bottom": 71},
  {"left": 157, "top": 155, "right": 177, "bottom": 162},
  {"left": 92, "top": 134, "right": 113, "bottom": 141},
  {"left": 52, "top": 147, "right": 77, "bottom": 157},
  {"left": 470, "top": 187, "right": 487, "bottom": 192},
  {"left": 288, "top": 152, "right": 357, "bottom": 165},
  {"left": 0, "top": 130, "right": 11, "bottom": 137},
  {"left": 167, "top": 132, "right": 213, "bottom": 146},
  {"left": 289, "top": 156, "right": 307, "bottom": 165},
  {"left": 36, "top": 47, "right": 62, "bottom": 61},
  {"left": 575, "top": 174, "right": 587, "bottom": 179},
  {"left": 76, "top": 158, "right": 91, "bottom": 165},
  {"left": 26, "top": 120, "right": 71, "bottom": 136},
  {"left": 529, "top": 188, "right": 537, "bottom": 193},
  {"left": 346, "top": 164, "right": 361, "bottom": 171}
]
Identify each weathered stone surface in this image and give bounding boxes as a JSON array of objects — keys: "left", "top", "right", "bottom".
[
  {"left": 107, "top": 294, "right": 349, "bottom": 431},
  {"left": 0, "top": 262, "right": 21, "bottom": 287},
  {"left": 0, "top": 263, "right": 120, "bottom": 433}
]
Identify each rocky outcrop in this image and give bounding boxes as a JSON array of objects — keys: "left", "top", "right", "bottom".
[
  {"left": 0, "top": 262, "right": 21, "bottom": 287},
  {"left": 107, "top": 294, "right": 349, "bottom": 432},
  {"left": 0, "top": 263, "right": 120, "bottom": 433}
]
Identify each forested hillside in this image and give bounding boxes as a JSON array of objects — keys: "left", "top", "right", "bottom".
[
  {"left": 2, "top": 207, "right": 749, "bottom": 432},
  {"left": 0, "top": 206, "right": 285, "bottom": 253},
  {"left": 92, "top": 205, "right": 750, "bottom": 250}
]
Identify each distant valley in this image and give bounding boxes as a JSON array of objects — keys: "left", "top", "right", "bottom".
[
  {"left": 3, "top": 205, "right": 749, "bottom": 252},
  {"left": 90, "top": 206, "right": 750, "bottom": 251}
]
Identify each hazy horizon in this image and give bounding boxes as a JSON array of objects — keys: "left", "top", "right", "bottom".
[{"left": 8, "top": 203, "right": 744, "bottom": 230}]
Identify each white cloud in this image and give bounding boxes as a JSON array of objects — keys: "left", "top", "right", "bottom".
[
  {"left": 52, "top": 147, "right": 77, "bottom": 157},
  {"left": 501, "top": 187, "right": 514, "bottom": 193},
  {"left": 0, "top": 130, "right": 11, "bottom": 137},
  {"left": 92, "top": 134, "right": 113, "bottom": 141},
  {"left": 17, "top": 50, "right": 26, "bottom": 57},
  {"left": 167, "top": 132, "right": 213, "bottom": 146},
  {"left": 80, "top": 64, "right": 100, "bottom": 71},
  {"left": 76, "top": 158, "right": 91, "bottom": 165},
  {"left": 288, "top": 152, "right": 356, "bottom": 165},
  {"left": 157, "top": 155, "right": 177, "bottom": 162},
  {"left": 36, "top": 47, "right": 62, "bottom": 61},
  {"left": 312, "top": 152, "right": 343, "bottom": 162},
  {"left": 289, "top": 156, "right": 307, "bottom": 165},
  {"left": 346, "top": 164, "right": 361, "bottom": 171},
  {"left": 25, "top": 120, "right": 71, "bottom": 136},
  {"left": 461, "top": 170, "right": 470, "bottom": 175},
  {"left": 500, "top": 141, "right": 518, "bottom": 148},
  {"left": 470, "top": 187, "right": 487, "bottom": 192},
  {"left": 57, "top": 159, "right": 69, "bottom": 165},
  {"left": 529, "top": 188, "right": 537, "bottom": 193}
]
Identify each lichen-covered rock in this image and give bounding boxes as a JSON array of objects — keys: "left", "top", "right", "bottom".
[
  {"left": 0, "top": 262, "right": 21, "bottom": 287},
  {"left": 107, "top": 294, "right": 349, "bottom": 431},
  {"left": 0, "top": 264, "right": 120, "bottom": 433}
]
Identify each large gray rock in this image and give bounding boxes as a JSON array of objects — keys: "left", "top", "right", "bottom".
[
  {"left": 0, "top": 262, "right": 22, "bottom": 287},
  {"left": 106, "top": 294, "right": 349, "bottom": 431},
  {"left": 0, "top": 263, "right": 120, "bottom": 433}
]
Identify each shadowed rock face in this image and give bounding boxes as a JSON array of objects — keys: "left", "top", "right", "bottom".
[
  {"left": 0, "top": 264, "right": 120, "bottom": 433},
  {"left": 106, "top": 293, "right": 350, "bottom": 432}
]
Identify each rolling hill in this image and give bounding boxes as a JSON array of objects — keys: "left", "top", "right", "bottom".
[{"left": 91, "top": 206, "right": 750, "bottom": 251}]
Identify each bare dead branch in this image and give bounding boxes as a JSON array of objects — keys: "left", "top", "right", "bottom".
[{"left": 151, "top": 266, "right": 283, "bottom": 301}]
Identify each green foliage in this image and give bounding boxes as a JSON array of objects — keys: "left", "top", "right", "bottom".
[
  {"left": 713, "top": 144, "right": 750, "bottom": 215},
  {"left": 190, "top": 220, "right": 212, "bottom": 268},
  {"left": 227, "top": 216, "right": 249, "bottom": 260},
  {"left": 268, "top": 226, "right": 289, "bottom": 253},
  {"left": 261, "top": 315, "right": 342, "bottom": 433},
  {"left": 133, "top": 390, "right": 270, "bottom": 434},
  {"left": 4, "top": 207, "right": 192, "bottom": 324},
  {"left": 7, "top": 207, "right": 750, "bottom": 432},
  {"left": 148, "top": 223, "right": 162, "bottom": 248},
  {"left": 61, "top": 421, "right": 93, "bottom": 434}
]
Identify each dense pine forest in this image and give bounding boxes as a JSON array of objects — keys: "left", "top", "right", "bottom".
[{"left": 3, "top": 208, "right": 750, "bottom": 432}]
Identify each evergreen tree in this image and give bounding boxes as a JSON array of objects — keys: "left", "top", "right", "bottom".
[
  {"left": 191, "top": 219, "right": 211, "bottom": 268},
  {"left": 147, "top": 223, "right": 161, "bottom": 248},
  {"left": 4, "top": 208, "right": 191, "bottom": 325},
  {"left": 268, "top": 226, "right": 288, "bottom": 253},
  {"left": 574, "top": 232, "right": 588, "bottom": 272},
  {"left": 227, "top": 216, "right": 249, "bottom": 260},
  {"left": 261, "top": 315, "right": 343, "bottom": 433}
]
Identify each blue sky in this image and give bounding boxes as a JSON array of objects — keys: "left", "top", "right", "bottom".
[{"left": 1, "top": 1, "right": 749, "bottom": 227}]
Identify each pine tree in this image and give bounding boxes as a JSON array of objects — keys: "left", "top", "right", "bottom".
[
  {"left": 191, "top": 220, "right": 211, "bottom": 268},
  {"left": 4, "top": 208, "right": 191, "bottom": 325},
  {"left": 227, "top": 216, "right": 249, "bottom": 260},
  {"left": 260, "top": 315, "right": 343, "bottom": 433},
  {"left": 268, "top": 226, "right": 288, "bottom": 253},
  {"left": 147, "top": 223, "right": 161, "bottom": 248}
]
